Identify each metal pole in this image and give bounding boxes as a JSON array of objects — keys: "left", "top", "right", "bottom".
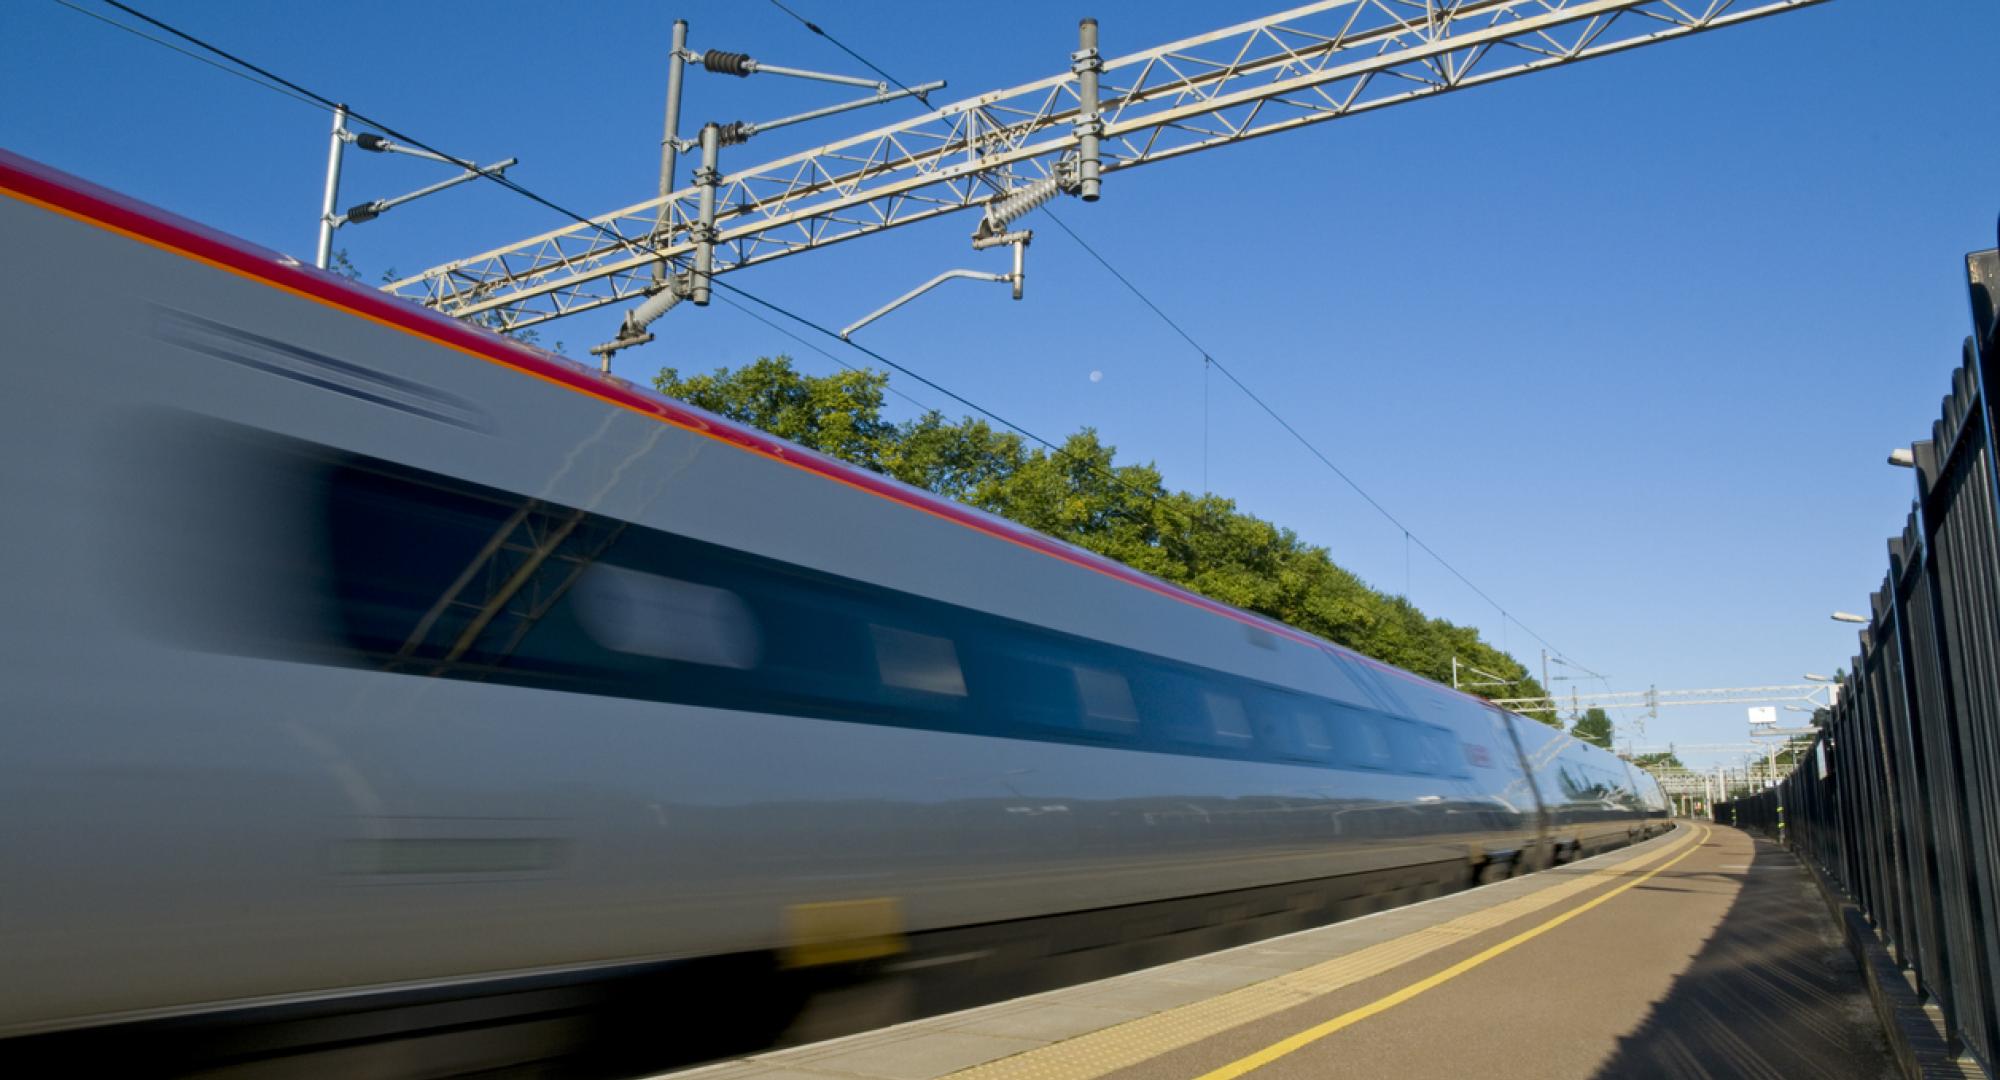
[
  {"left": 691, "top": 123, "right": 720, "bottom": 306},
  {"left": 652, "top": 19, "right": 689, "bottom": 285},
  {"left": 315, "top": 104, "right": 348, "bottom": 270},
  {"left": 1452, "top": 656, "right": 1459, "bottom": 690},
  {"left": 1073, "top": 18, "right": 1102, "bottom": 202},
  {"left": 1541, "top": 649, "right": 1552, "bottom": 723}
]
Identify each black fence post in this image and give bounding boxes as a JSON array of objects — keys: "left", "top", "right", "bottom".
[{"left": 1716, "top": 239, "right": 2000, "bottom": 1073}]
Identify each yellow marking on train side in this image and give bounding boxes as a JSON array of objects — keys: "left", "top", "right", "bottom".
[
  {"left": 946, "top": 826, "right": 1701, "bottom": 1080},
  {"left": 782, "top": 897, "right": 909, "bottom": 969}
]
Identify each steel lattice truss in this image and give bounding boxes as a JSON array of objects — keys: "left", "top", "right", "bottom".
[
  {"left": 1490, "top": 683, "right": 1834, "bottom": 713},
  {"left": 386, "top": 0, "right": 1831, "bottom": 330}
]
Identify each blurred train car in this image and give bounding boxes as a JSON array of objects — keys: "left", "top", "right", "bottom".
[{"left": 0, "top": 150, "right": 1668, "bottom": 1073}]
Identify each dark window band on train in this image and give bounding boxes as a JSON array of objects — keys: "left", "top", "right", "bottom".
[{"left": 227, "top": 429, "right": 1481, "bottom": 778}]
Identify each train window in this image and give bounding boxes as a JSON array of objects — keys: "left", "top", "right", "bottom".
[
  {"left": 1335, "top": 711, "right": 1396, "bottom": 770},
  {"left": 1293, "top": 710, "right": 1335, "bottom": 754},
  {"left": 1249, "top": 693, "right": 1335, "bottom": 763},
  {"left": 1132, "top": 669, "right": 1210, "bottom": 747},
  {"left": 293, "top": 433, "right": 1517, "bottom": 775},
  {"left": 324, "top": 461, "right": 539, "bottom": 662},
  {"left": 1073, "top": 665, "right": 1139, "bottom": 735},
  {"left": 1596, "top": 765, "right": 1633, "bottom": 804},
  {"left": 1389, "top": 723, "right": 1464, "bottom": 778},
  {"left": 1203, "top": 691, "right": 1254, "bottom": 744},
  {"left": 1382, "top": 718, "right": 1439, "bottom": 774},
  {"left": 1424, "top": 727, "right": 1469, "bottom": 778},
  {"left": 994, "top": 654, "right": 1089, "bottom": 734},
  {"left": 572, "top": 565, "right": 760, "bottom": 669},
  {"left": 870, "top": 625, "right": 967, "bottom": 697}
]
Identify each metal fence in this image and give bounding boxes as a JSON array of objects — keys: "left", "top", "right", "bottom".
[{"left": 1720, "top": 235, "right": 1999, "bottom": 1074}]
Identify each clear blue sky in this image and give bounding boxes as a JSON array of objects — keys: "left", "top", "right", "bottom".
[{"left": 7, "top": 0, "right": 1996, "bottom": 772}]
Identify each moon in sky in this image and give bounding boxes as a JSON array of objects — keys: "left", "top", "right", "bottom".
[{"left": 1089, "top": 370, "right": 1103, "bottom": 383}]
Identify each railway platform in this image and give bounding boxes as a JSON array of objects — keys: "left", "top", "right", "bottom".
[{"left": 658, "top": 824, "right": 1896, "bottom": 1080}]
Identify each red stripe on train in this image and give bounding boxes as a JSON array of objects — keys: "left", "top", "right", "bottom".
[{"left": 0, "top": 147, "right": 1453, "bottom": 696}]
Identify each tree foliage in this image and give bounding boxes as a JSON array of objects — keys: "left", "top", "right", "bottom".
[
  {"left": 655, "top": 357, "right": 1558, "bottom": 720},
  {"left": 1631, "top": 751, "right": 1684, "bottom": 771},
  {"left": 1571, "top": 706, "right": 1615, "bottom": 749}
]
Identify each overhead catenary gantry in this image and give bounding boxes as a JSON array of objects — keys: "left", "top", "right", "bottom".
[
  {"left": 385, "top": 0, "right": 1834, "bottom": 338},
  {"left": 1491, "top": 682, "right": 1837, "bottom": 715}
]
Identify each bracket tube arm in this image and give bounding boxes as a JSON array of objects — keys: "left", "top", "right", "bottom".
[
  {"left": 841, "top": 269, "right": 1012, "bottom": 339},
  {"left": 714, "top": 55, "right": 884, "bottom": 90},
  {"left": 354, "top": 137, "right": 485, "bottom": 170},
  {"left": 341, "top": 158, "right": 517, "bottom": 225},
  {"left": 743, "top": 80, "right": 948, "bottom": 139}
]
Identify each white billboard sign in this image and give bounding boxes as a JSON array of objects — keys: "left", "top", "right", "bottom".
[{"left": 1747, "top": 706, "right": 1778, "bottom": 726}]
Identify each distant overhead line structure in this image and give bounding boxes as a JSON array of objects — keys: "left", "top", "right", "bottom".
[
  {"left": 1491, "top": 683, "right": 1835, "bottom": 714},
  {"left": 387, "top": 0, "right": 1834, "bottom": 333}
]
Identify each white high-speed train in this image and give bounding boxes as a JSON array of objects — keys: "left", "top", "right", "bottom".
[{"left": 0, "top": 149, "right": 1667, "bottom": 1073}]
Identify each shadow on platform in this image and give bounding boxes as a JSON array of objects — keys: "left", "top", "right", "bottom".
[{"left": 1588, "top": 832, "right": 1895, "bottom": 1080}]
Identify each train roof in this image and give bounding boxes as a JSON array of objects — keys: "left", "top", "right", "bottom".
[{"left": 1, "top": 147, "right": 1492, "bottom": 706}]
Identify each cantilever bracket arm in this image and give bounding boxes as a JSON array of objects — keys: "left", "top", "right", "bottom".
[
  {"left": 841, "top": 267, "right": 1011, "bottom": 340},
  {"left": 337, "top": 157, "right": 518, "bottom": 226}
]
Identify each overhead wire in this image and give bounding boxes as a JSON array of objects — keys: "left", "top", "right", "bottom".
[
  {"left": 80, "top": 0, "right": 1581, "bottom": 674},
  {"left": 1032, "top": 205, "right": 1582, "bottom": 663},
  {"left": 764, "top": 0, "right": 933, "bottom": 106},
  {"left": 95, "top": 0, "right": 658, "bottom": 267},
  {"left": 710, "top": 291, "right": 955, "bottom": 419},
  {"left": 61, "top": 1, "right": 1179, "bottom": 535},
  {"left": 49, "top": 0, "right": 324, "bottom": 111},
  {"left": 761, "top": 2, "right": 1588, "bottom": 672},
  {"left": 709, "top": 276, "right": 1189, "bottom": 518}
]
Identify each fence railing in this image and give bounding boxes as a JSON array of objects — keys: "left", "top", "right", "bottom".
[{"left": 1719, "top": 231, "right": 1999, "bottom": 1075}]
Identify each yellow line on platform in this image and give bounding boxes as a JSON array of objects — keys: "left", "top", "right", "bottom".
[
  {"left": 947, "top": 825, "right": 1702, "bottom": 1080},
  {"left": 1196, "top": 824, "right": 1711, "bottom": 1080}
]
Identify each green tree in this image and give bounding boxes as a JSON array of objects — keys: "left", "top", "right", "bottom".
[
  {"left": 1571, "top": 707, "right": 1614, "bottom": 749},
  {"left": 655, "top": 356, "right": 1560, "bottom": 716},
  {"left": 1631, "top": 751, "right": 1684, "bottom": 771},
  {"left": 656, "top": 358, "right": 897, "bottom": 468}
]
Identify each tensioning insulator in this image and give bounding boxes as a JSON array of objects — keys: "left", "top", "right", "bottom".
[
  {"left": 976, "top": 173, "right": 1065, "bottom": 239},
  {"left": 701, "top": 51, "right": 755, "bottom": 77}
]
